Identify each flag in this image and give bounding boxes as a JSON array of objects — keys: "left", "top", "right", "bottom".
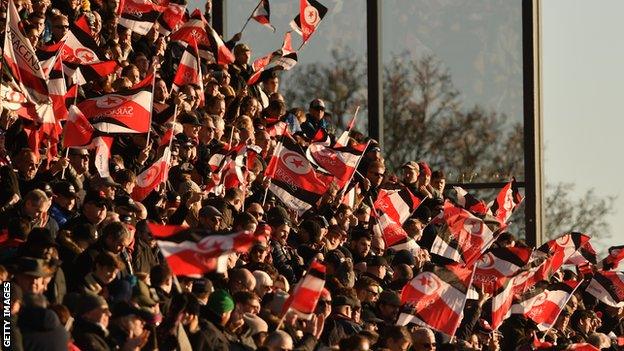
[
  {"left": 565, "top": 344, "right": 599, "bottom": 351},
  {"left": 306, "top": 141, "right": 367, "bottom": 189},
  {"left": 566, "top": 241, "right": 597, "bottom": 266},
  {"left": 448, "top": 187, "right": 489, "bottom": 217},
  {"left": 473, "top": 246, "right": 533, "bottom": 294},
  {"left": 62, "top": 16, "right": 109, "bottom": 64},
  {"left": 585, "top": 270, "right": 624, "bottom": 307},
  {"left": 537, "top": 233, "right": 592, "bottom": 272},
  {"left": 282, "top": 261, "right": 326, "bottom": 319},
  {"left": 146, "top": 222, "right": 188, "bottom": 238},
  {"left": 157, "top": 2, "right": 186, "bottom": 36},
  {"left": 78, "top": 74, "right": 154, "bottom": 134},
  {"left": 266, "top": 120, "right": 288, "bottom": 137},
  {"left": 47, "top": 58, "right": 71, "bottom": 122},
  {"left": 63, "top": 106, "right": 95, "bottom": 147},
  {"left": 421, "top": 201, "right": 501, "bottom": 267},
  {"left": 513, "top": 280, "right": 580, "bottom": 331},
  {"left": 205, "top": 23, "right": 235, "bottom": 65},
  {"left": 172, "top": 39, "right": 203, "bottom": 97},
  {"left": 251, "top": 0, "right": 275, "bottom": 31},
  {"left": 132, "top": 148, "right": 171, "bottom": 201},
  {"left": 91, "top": 136, "right": 114, "bottom": 177},
  {"left": 489, "top": 177, "right": 524, "bottom": 224},
  {"left": 170, "top": 10, "right": 233, "bottom": 63},
  {"left": 222, "top": 145, "right": 262, "bottom": 190},
  {"left": 155, "top": 229, "right": 256, "bottom": 276},
  {"left": 37, "top": 40, "right": 65, "bottom": 77},
  {"left": 3, "top": 0, "right": 52, "bottom": 116},
  {"left": 373, "top": 187, "right": 421, "bottom": 225},
  {"left": 599, "top": 245, "right": 624, "bottom": 270},
  {"left": 63, "top": 60, "right": 119, "bottom": 84},
  {"left": 371, "top": 210, "right": 410, "bottom": 248},
  {"left": 398, "top": 264, "right": 474, "bottom": 336},
  {"left": 119, "top": 0, "right": 165, "bottom": 35},
  {"left": 290, "top": 0, "right": 328, "bottom": 43},
  {"left": 265, "top": 137, "right": 333, "bottom": 215}
]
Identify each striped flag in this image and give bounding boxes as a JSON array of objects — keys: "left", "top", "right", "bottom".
[
  {"left": 251, "top": 0, "right": 275, "bottom": 31},
  {"left": 131, "top": 148, "right": 171, "bottom": 201},
  {"left": 473, "top": 246, "right": 532, "bottom": 294},
  {"left": 513, "top": 280, "right": 580, "bottom": 331},
  {"left": 282, "top": 261, "right": 326, "bottom": 319},
  {"left": 489, "top": 177, "right": 524, "bottom": 225},
  {"left": 585, "top": 270, "right": 624, "bottom": 307},
  {"left": 398, "top": 264, "right": 474, "bottom": 336},
  {"left": 290, "top": 0, "right": 328, "bottom": 43},
  {"left": 157, "top": 2, "right": 186, "bottom": 36},
  {"left": 119, "top": 0, "right": 165, "bottom": 35}
]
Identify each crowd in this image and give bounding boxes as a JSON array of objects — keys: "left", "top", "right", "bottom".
[{"left": 0, "top": 0, "right": 622, "bottom": 350}]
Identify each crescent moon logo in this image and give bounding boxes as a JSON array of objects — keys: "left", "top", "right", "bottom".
[
  {"left": 137, "top": 162, "right": 164, "bottom": 187},
  {"left": 531, "top": 291, "right": 548, "bottom": 308},
  {"left": 415, "top": 272, "right": 441, "bottom": 295},
  {"left": 303, "top": 5, "right": 320, "bottom": 26},
  {"left": 75, "top": 48, "right": 98, "bottom": 64},
  {"left": 477, "top": 252, "right": 495, "bottom": 269},
  {"left": 463, "top": 218, "right": 483, "bottom": 235},
  {"left": 282, "top": 151, "right": 310, "bottom": 175},
  {"left": 556, "top": 235, "right": 571, "bottom": 247}
]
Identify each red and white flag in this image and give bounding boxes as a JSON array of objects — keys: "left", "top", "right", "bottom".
[
  {"left": 513, "top": 280, "right": 580, "bottom": 331},
  {"left": 222, "top": 144, "right": 262, "bottom": 190},
  {"left": 422, "top": 201, "right": 501, "bottom": 267},
  {"left": 119, "top": 0, "right": 165, "bottom": 35},
  {"left": 371, "top": 210, "right": 410, "bottom": 248},
  {"left": 473, "top": 246, "right": 533, "bottom": 294},
  {"left": 306, "top": 141, "right": 367, "bottom": 189},
  {"left": 206, "top": 23, "right": 235, "bottom": 65},
  {"left": 63, "top": 105, "right": 95, "bottom": 148},
  {"left": 132, "top": 148, "right": 171, "bottom": 201},
  {"left": 282, "top": 261, "right": 326, "bottom": 319},
  {"left": 37, "top": 40, "right": 65, "bottom": 78},
  {"left": 373, "top": 187, "right": 421, "bottom": 225},
  {"left": 398, "top": 264, "right": 474, "bottom": 336},
  {"left": 265, "top": 136, "right": 333, "bottom": 215},
  {"left": 62, "top": 16, "right": 108, "bottom": 64},
  {"left": 251, "top": 0, "right": 275, "bottom": 31},
  {"left": 449, "top": 187, "right": 489, "bottom": 217},
  {"left": 91, "top": 136, "right": 114, "bottom": 177},
  {"left": 78, "top": 74, "right": 154, "bottom": 134},
  {"left": 565, "top": 344, "right": 599, "bottom": 351},
  {"left": 599, "top": 245, "right": 624, "bottom": 270},
  {"left": 172, "top": 39, "right": 203, "bottom": 106},
  {"left": 489, "top": 177, "right": 524, "bottom": 225},
  {"left": 3, "top": 0, "right": 53, "bottom": 121},
  {"left": 585, "top": 270, "right": 624, "bottom": 307},
  {"left": 537, "top": 233, "right": 592, "bottom": 272},
  {"left": 157, "top": 2, "right": 186, "bottom": 36},
  {"left": 151, "top": 225, "right": 256, "bottom": 276},
  {"left": 290, "top": 0, "right": 328, "bottom": 43}
]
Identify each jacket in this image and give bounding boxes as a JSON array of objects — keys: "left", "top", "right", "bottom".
[
  {"left": 19, "top": 306, "right": 70, "bottom": 351},
  {"left": 72, "top": 318, "right": 111, "bottom": 351}
]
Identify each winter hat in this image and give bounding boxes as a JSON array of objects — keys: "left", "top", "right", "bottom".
[{"left": 206, "top": 289, "right": 234, "bottom": 315}]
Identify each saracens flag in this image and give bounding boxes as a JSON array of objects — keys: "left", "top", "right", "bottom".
[
  {"left": 157, "top": 2, "right": 186, "bottom": 36},
  {"left": 448, "top": 187, "right": 489, "bottom": 217},
  {"left": 3, "top": 0, "right": 52, "bottom": 115},
  {"left": 119, "top": 0, "right": 165, "bottom": 35},
  {"left": 398, "top": 264, "right": 474, "bottom": 336},
  {"left": 247, "top": 32, "right": 298, "bottom": 86},
  {"left": 537, "top": 233, "right": 592, "bottom": 272},
  {"left": 63, "top": 105, "right": 95, "bottom": 148},
  {"left": 148, "top": 224, "right": 257, "bottom": 276},
  {"left": 78, "top": 73, "right": 154, "bottom": 134},
  {"left": 306, "top": 141, "right": 368, "bottom": 189},
  {"left": 585, "top": 270, "right": 624, "bottom": 307},
  {"left": 251, "top": 0, "right": 275, "bottom": 32},
  {"left": 265, "top": 136, "right": 333, "bottom": 215},
  {"left": 373, "top": 187, "right": 422, "bottom": 225},
  {"left": 421, "top": 201, "right": 502, "bottom": 267},
  {"left": 170, "top": 9, "right": 234, "bottom": 64},
  {"left": 62, "top": 15, "right": 109, "bottom": 64},
  {"left": 281, "top": 261, "right": 326, "bottom": 319},
  {"left": 290, "top": 0, "right": 328, "bottom": 43},
  {"left": 513, "top": 280, "right": 580, "bottom": 331},
  {"left": 489, "top": 177, "right": 524, "bottom": 225},
  {"left": 172, "top": 39, "right": 204, "bottom": 106},
  {"left": 131, "top": 147, "right": 171, "bottom": 201},
  {"left": 473, "top": 246, "right": 533, "bottom": 294},
  {"left": 599, "top": 245, "right": 624, "bottom": 270}
]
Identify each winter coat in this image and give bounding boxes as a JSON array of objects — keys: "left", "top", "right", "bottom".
[{"left": 19, "top": 306, "right": 70, "bottom": 351}]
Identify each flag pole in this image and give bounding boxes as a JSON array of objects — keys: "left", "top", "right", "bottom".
[
  {"left": 145, "top": 69, "right": 157, "bottom": 143},
  {"left": 348, "top": 105, "right": 360, "bottom": 132},
  {"left": 450, "top": 265, "right": 478, "bottom": 340},
  {"left": 240, "top": 0, "right": 263, "bottom": 33},
  {"left": 61, "top": 147, "right": 70, "bottom": 179}
]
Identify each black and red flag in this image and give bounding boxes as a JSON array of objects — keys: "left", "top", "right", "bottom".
[
  {"left": 373, "top": 187, "right": 422, "bottom": 225},
  {"left": 172, "top": 39, "right": 204, "bottom": 106},
  {"left": 119, "top": 0, "right": 165, "bottom": 35},
  {"left": 513, "top": 280, "right": 580, "bottom": 331},
  {"left": 306, "top": 140, "right": 367, "bottom": 189},
  {"left": 265, "top": 136, "right": 333, "bottom": 215},
  {"left": 585, "top": 270, "right": 624, "bottom": 307},
  {"left": 281, "top": 261, "right": 326, "bottom": 319},
  {"left": 448, "top": 186, "right": 489, "bottom": 217},
  {"left": 599, "top": 245, "right": 624, "bottom": 270},
  {"left": 78, "top": 74, "right": 154, "bottom": 134},
  {"left": 251, "top": 0, "right": 275, "bottom": 32},
  {"left": 421, "top": 201, "right": 502, "bottom": 267},
  {"left": 157, "top": 2, "right": 187, "bottom": 36},
  {"left": 63, "top": 106, "right": 95, "bottom": 148},
  {"left": 473, "top": 246, "right": 532, "bottom": 294},
  {"left": 398, "top": 263, "right": 474, "bottom": 336},
  {"left": 537, "top": 233, "right": 592, "bottom": 271},
  {"left": 62, "top": 15, "right": 108, "bottom": 64},
  {"left": 290, "top": 0, "right": 328, "bottom": 43},
  {"left": 171, "top": 9, "right": 234, "bottom": 64},
  {"left": 132, "top": 148, "right": 172, "bottom": 201},
  {"left": 489, "top": 177, "right": 524, "bottom": 225}
]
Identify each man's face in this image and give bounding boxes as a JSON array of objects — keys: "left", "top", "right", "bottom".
[
  {"left": 411, "top": 330, "right": 436, "bottom": 351},
  {"left": 264, "top": 77, "right": 279, "bottom": 94},
  {"left": 106, "top": 235, "right": 132, "bottom": 254},
  {"left": 17, "top": 153, "right": 39, "bottom": 180},
  {"left": 379, "top": 302, "right": 399, "bottom": 322},
  {"left": 125, "top": 68, "right": 141, "bottom": 85},
  {"left": 355, "top": 238, "right": 371, "bottom": 257},
  {"left": 240, "top": 298, "right": 261, "bottom": 315},
  {"left": 387, "top": 338, "right": 410, "bottom": 351},
  {"left": 51, "top": 17, "right": 69, "bottom": 41},
  {"left": 85, "top": 306, "right": 112, "bottom": 328},
  {"left": 54, "top": 194, "right": 76, "bottom": 211},
  {"left": 183, "top": 123, "right": 201, "bottom": 139},
  {"left": 199, "top": 122, "right": 215, "bottom": 143},
  {"left": 94, "top": 264, "right": 119, "bottom": 284},
  {"left": 134, "top": 55, "right": 149, "bottom": 73},
  {"left": 366, "top": 166, "right": 385, "bottom": 188},
  {"left": 83, "top": 202, "right": 107, "bottom": 225},
  {"left": 209, "top": 100, "right": 226, "bottom": 118},
  {"left": 69, "top": 153, "right": 89, "bottom": 174},
  {"left": 310, "top": 107, "right": 324, "bottom": 121},
  {"left": 431, "top": 177, "right": 446, "bottom": 192},
  {"left": 24, "top": 199, "right": 47, "bottom": 220},
  {"left": 15, "top": 274, "right": 46, "bottom": 294},
  {"left": 235, "top": 49, "right": 251, "bottom": 65},
  {"left": 402, "top": 167, "right": 419, "bottom": 184},
  {"left": 272, "top": 224, "right": 290, "bottom": 245}
]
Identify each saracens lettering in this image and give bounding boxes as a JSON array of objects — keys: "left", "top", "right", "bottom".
[
  {"left": 9, "top": 28, "right": 42, "bottom": 72},
  {"left": 90, "top": 106, "right": 135, "bottom": 119}
]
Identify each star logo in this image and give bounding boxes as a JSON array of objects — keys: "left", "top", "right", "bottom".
[
  {"left": 75, "top": 48, "right": 97, "bottom": 64},
  {"left": 282, "top": 151, "right": 310, "bottom": 175},
  {"left": 303, "top": 6, "right": 320, "bottom": 26},
  {"left": 95, "top": 95, "right": 126, "bottom": 109},
  {"left": 415, "top": 272, "right": 440, "bottom": 294}
]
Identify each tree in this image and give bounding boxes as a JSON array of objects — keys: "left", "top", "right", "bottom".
[{"left": 282, "top": 48, "right": 614, "bottom": 245}]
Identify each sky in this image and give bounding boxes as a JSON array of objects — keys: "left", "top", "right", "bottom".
[
  {"left": 207, "top": 0, "right": 621, "bottom": 251},
  {"left": 542, "top": 0, "right": 624, "bottom": 250}
]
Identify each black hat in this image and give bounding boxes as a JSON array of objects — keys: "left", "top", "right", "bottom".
[
  {"left": 332, "top": 295, "right": 356, "bottom": 308},
  {"left": 77, "top": 293, "right": 108, "bottom": 315},
  {"left": 266, "top": 206, "right": 291, "bottom": 227},
  {"left": 366, "top": 256, "right": 389, "bottom": 267},
  {"left": 192, "top": 278, "right": 214, "bottom": 295},
  {"left": 199, "top": 205, "right": 222, "bottom": 218},
  {"left": 179, "top": 113, "right": 202, "bottom": 126},
  {"left": 53, "top": 181, "right": 78, "bottom": 198},
  {"left": 68, "top": 148, "right": 89, "bottom": 156},
  {"left": 115, "top": 195, "right": 141, "bottom": 212},
  {"left": 309, "top": 98, "right": 326, "bottom": 110},
  {"left": 392, "top": 250, "right": 416, "bottom": 266},
  {"left": 25, "top": 230, "right": 58, "bottom": 248},
  {"left": 12, "top": 257, "right": 52, "bottom": 277},
  {"left": 111, "top": 301, "right": 154, "bottom": 321},
  {"left": 361, "top": 309, "right": 384, "bottom": 324},
  {"left": 73, "top": 223, "right": 98, "bottom": 242},
  {"left": 84, "top": 190, "right": 108, "bottom": 207}
]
